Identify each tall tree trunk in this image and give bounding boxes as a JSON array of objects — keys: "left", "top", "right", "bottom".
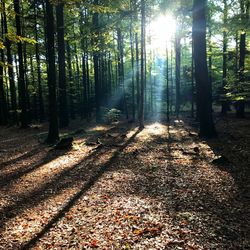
[
  {"left": 170, "top": 48, "right": 174, "bottom": 114},
  {"left": 23, "top": 43, "right": 30, "bottom": 120},
  {"left": 130, "top": 19, "right": 135, "bottom": 121},
  {"left": 45, "top": 0, "right": 59, "bottom": 143},
  {"left": 3, "top": 1, "right": 17, "bottom": 124},
  {"left": 175, "top": 32, "right": 181, "bottom": 117},
  {"left": 30, "top": 55, "right": 38, "bottom": 121},
  {"left": 34, "top": 3, "right": 44, "bottom": 123},
  {"left": 191, "top": 40, "right": 195, "bottom": 118},
  {"left": 236, "top": 0, "right": 248, "bottom": 118},
  {"left": 82, "top": 53, "right": 88, "bottom": 118},
  {"left": 66, "top": 41, "right": 75, "bottom": 120},
  {"left": 79, "top": 8, "right": 89, "bottom": 118},
  {"left": 56, "top": 3, "right": 69, "bottom": 127},
  {"left": 135, "top": 32, "right": 140, "bottom": 116},
  {"left": 139, "top": 0, "right": 145, "bottom": 129},
  {"left": 117, "top": 27, "right": 128, "bottom": 118},
  {"left": 0, "top": 50, "right": 8, "bottom": 125},
  {"left": 13, "top": 0, "right": 28, "bottom": 128},
  {"left": 221, "top": 0, "right": 229, "bottom": 115},
  {"left": 192, "top": 0, "right": 216, "bottom": 138},
  {"left": 92, "top": 0, "right": 101, "bottom": 123},
  {"left": 166, "top": 48, "right": 170, "bottom": 122}
]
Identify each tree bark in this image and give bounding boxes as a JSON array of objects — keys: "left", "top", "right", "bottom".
[
  {"left": 0, "top": 50, "right": 8, "bottom": 125},
  {"left": 14, "top": 0, "right": 28, "bottom": 128},
  {"left": 139, "top": 0, "right": 145, "bottom": 129},
  {"left": 56, "top": 3, "right": 69, "bottom": 127},
  {"left": 34, "top": 3, "right": 44, "bottom": 123},
  {"left": 192, "top": 0, "right": 216, "bottom": 138},
  {"left": 45, "top": 0, "right": 59, "bottom": 143},
  {"left": 175, "top": 33, "right": 181, "bottom": 117},
  {"left": 221, "top": 0, "right": 229, "bottom": 115},
  {"left": 3, "top": 1, "right": 17, "bottom": 123},
  {"left": 92, "top": 0, "right": 101, "bottom": 123}
]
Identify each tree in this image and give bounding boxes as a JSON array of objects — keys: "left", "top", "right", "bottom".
[
  {"left": 3, "top": 1, "right": 18, "bottom": 124},
  {"left": 56, "top": 2, "right": 69, "bottom": 128},
  {"left": 14, "top": 0, "right": 28, "bottom": 128},
  {"left": 92, "top": 0, "right": 101, "bottom": 123},
  {"left": 175, "top": 29, "right": 181, "bottom": 117},
  {"left": 192, "top": 0, "right": 217, "bottom": 138},
  {"left": 221, "top": 0, "right": 229, "bottom": 115},
  {"left": 139, "top": 0, "right": 145, "bottom": 129},
  {"left": 235, "top": 0, "right": 249, "bottom": 118},
  {"left": 45, "top": 0, "right": 59, "bottom": 143}
]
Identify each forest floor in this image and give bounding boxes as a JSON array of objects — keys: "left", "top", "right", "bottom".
[{"left": 0, "top": 114, "right": 249, "bottom": 250}]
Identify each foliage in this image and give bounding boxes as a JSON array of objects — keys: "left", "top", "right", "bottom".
[{"left": 103, "top": 108, "right": 122, "bottom": 124}]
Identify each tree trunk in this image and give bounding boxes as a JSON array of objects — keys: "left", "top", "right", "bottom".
[
  {"left": 166, "top": 48, "right": 170, "bottom": 122},
  {"left": 221, "top": 0, "right": 229, "bottom": 115},
  {"left": 139, "top": 0, "right": 145, "bottom": 129},
  {"left": 236, "top": 0, "right": 248, "bottom": 118},
  {"left": 92, "top": 0, "right": 101, "bottom": 123},
  {"left": 175, "top": 33, "right": 181, "bottom": 117},
  {"left": 45, "top": 0, "right": 59, "bottom": 143},
  {"left": 192, "top": 0, "right": 216, "bottom": 138},
  {"left": 66, "top": 41, "right": 75, "bottom": 120},
  {"left": 191, "top": 40, "right": 195, "bottom": 118},
  {"left": 3, "top": 1, "right": 17, "bottom": 124},
  {"left": 30, "top": 55, "right": 38, "bottom": 121},
  {"left": 0, "top": 50, "right": 8, "bottom": 125},
  {"left": 34, "top": 3, "right": 44, "bottom": 123},
  {"left": 13, "top": 0, "right": 28, "bottom": 128},
  {"left": 130, "top": 19, "right": 135, "bottom": 121},
  {"left": 56, "top": 3, "right": 69, "bottom": 127}
]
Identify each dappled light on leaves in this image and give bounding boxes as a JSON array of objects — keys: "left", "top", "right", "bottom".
[{"left": 1, "top": 118, "right": 248, "bottom": 249}]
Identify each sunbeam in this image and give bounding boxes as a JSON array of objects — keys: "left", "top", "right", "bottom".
[{"left": 147, "top": 14, "right": 176, "bottom": 53}]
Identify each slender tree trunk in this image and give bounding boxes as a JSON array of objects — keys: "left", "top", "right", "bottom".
[
  {"left": 130, "top": 22, "right": 135, "bottom": 121},
  {"left": 30, "top": 55, "right": 38, "bottom": 121},
  {"left": 192, "top": 0, "right": 216, "bottom": 138},
  {"left": 45, "top": 0, "right": 59, "bottom": 143},
  {"left": 0, "top": 50, "right": 8, "bottom": 125},
  {"left": 66, "top": 41, "right": 75, "bottom": 120},
  {"left": 191, "top": 40, "right": 195, "bottom": 118},
  {"left": 117, "top": 27, "right": 128, "bottom": 118},
  {"left": 82, "top": 53, "right": 88, "bottom": 118},
  {"left": 235, "top": 32, "right": 239, "bottom": 74},
  {"left": 139, "top": 0, "right": 145, "bottom": 129},
  {"left": 3, "top": 1, "right": 17, "bottom": 124},
  {"left": 170, "top": 48, "right": 174, "bottom": 114},
  {"left": 34, "top": 3, "right": 44, "bottom": 123},
  {"left": 135, "top": 32, "right": 140, "bottom": 116},
  {"left": 56, "top": 3, "right": 69, "bottom": 127},
  {"left": 92, "top": 0, "right": 101, "bottom": 123},
  {"left": 236, "top": 0, "right": 248, "bottom": 118},
  {"left": 14, "top": 0, "right": 28, "bottom": 128},
  {"left": 23, "top": 43, "right": 30, "bottom": 120},
  {"left": 166, "top": 48, "right": 170, "bottom": 122},
  {"left": 221, "top": 0, "right": 229, "bottom": 115},
  {"left": 175, "top": 33, "right": 181, "bottom": 117}
]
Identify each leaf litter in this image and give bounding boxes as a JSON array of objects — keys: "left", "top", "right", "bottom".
[{"left": 0, "top": 116, "right": 249, "bottom": 249}]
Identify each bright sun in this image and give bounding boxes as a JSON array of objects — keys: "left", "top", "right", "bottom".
[{"left": 147, "top": 14, "right": 176, "bottom": 53}]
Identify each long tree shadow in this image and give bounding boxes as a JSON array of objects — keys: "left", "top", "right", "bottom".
[
  {"left": 120, "top": 119, "right": 250, "bottom": 248},
  {"left": 0, "top": 123, "right": 130, "bottom": 190},
  {"left": 80, "top": 118, "right": 247, "bottom": 249},
  {"left": 0, "top": 138, "right": 108, "bottom": 224},
  {"left": 0, "top": 145, "right": 43, "bottom": 171},
  {"left": 20, "top": 127, "right": 142, "bottom": 249},
  {"left": 0, "top": 148, "right": 71, "bottom": 189}
]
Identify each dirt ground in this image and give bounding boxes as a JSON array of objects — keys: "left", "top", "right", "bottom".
[{"left": 0, "top": 114, "right": 249, "bottom": 250}]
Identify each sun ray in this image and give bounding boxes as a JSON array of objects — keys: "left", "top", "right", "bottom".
[{"left": 147, "top": 14, "right": 176, "bottom": 53}]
